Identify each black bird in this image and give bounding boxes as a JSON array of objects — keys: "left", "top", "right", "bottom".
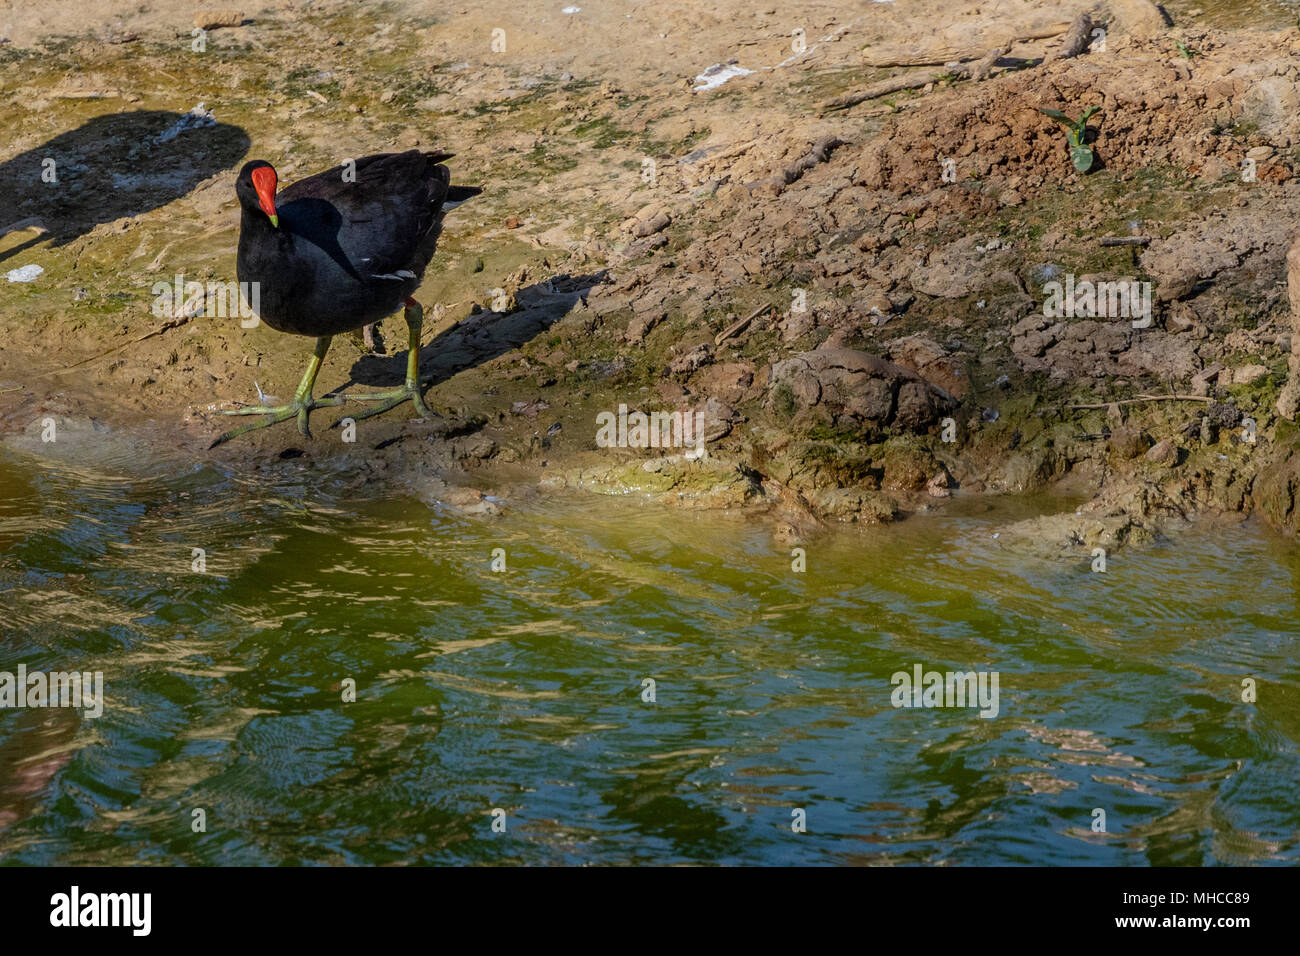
[{"left": 212, "top": 151, "right": 481, "bottom": 446}]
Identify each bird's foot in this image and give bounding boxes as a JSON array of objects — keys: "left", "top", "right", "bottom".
[
  {"left": 338, "top": 300, "right": 436, "bottom": 425},
  {"left": 344, "top": 381, "right": 440, "bottom": 423},
  {"left": 209, "top": 394, "right": 347, "bottom": 448}
]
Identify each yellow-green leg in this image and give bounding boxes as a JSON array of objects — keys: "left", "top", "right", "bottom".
[
  {"left": 209, "top": 336, "right": 345, "bottom": 448},
  {"left": 348, "top": 299, "right": 438, "bottom": 422}
]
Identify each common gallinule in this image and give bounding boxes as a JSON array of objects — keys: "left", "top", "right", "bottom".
[{"left": 211, "top": 150, "right": 480, "bottom": 446}]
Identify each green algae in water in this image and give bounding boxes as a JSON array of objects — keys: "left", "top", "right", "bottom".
[{"left": 0, "top": 445, "right": 1298, "bottom": 865}]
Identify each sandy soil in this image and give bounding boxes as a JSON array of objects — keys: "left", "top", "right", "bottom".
[{"left": 4, "top": 0, "right": 1300, "bottom": 548}]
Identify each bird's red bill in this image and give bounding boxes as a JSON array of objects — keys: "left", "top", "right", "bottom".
[{"left": 250, "top": 166, "right": 278, "bottom": 220}]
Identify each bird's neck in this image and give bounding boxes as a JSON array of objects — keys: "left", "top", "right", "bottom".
[{"left": 240, "top": 207, "right": 291, "bottom": 253}]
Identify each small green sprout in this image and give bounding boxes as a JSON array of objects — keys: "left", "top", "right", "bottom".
[{"left": 1038, "top": 105, "right": 1101, "bottom": 173}]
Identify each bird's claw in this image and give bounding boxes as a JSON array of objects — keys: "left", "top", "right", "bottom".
[
  {"left": 343, "top": 382, "right": 440, "bottom": 423},
  {"left": 210, "top": 394, "right": 347, "bottom": 448}
]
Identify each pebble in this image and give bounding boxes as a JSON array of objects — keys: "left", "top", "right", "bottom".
[
  {"left": 1145, "top": 438, "right": 1178, "bottom": 466},
  {"left": 1234, "top": 364, "right": 1269, "bottom": 385}
]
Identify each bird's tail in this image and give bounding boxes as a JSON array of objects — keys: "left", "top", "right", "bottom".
[{"left": 443, "top": 185, "right": 482, "bottom": 210}]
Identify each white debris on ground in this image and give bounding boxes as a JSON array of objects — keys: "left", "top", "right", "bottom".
[
  {"left": 695, "top": 14, "right": 864, "bottom": 89},
  {"left": 153, "top": 102, "right": 216, "bottom": 144},
  {"left": 6, "top": 265, "right": 43, "bottom": 283},
  {"left": 692, "top": 62, "right": 753, "bottom": 92}
]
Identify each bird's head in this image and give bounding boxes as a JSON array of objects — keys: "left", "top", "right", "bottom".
[{"left": 236, "top": 160, "right": 279, "bottom": 228}]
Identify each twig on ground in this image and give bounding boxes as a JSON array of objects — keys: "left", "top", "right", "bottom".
[
  {"left": 783, "top": 136, "right": 848, "bottom": 184},
  {"left": 715, "top": 304, "right": 773, "bottom": 347},
  {"left": 36, "top": 312, "right": 199, "bottom": 377},
  {"left": 862, "top": 23, "right": 1070, "bottom": 67},
  {"left": 1045, "top": 12, "right": 1093, "bottom": 62},
  {"left": 821, "top": 42, "right": 1010, "bottom": 113},
  {"left": 1064, "top": 394, "right": 1213, "bottom": 410}
]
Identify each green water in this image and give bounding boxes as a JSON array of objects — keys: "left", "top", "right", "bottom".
[{"left": 0, "top": 442, "right": 1297, "bottom": 866}]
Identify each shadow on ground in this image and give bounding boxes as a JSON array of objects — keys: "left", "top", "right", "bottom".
[
  {"left": 0, "top": 109, "right": 250, "bottom": 262},
  {"left": 341, "top": 271, "right": 609, "bottom": 394}
]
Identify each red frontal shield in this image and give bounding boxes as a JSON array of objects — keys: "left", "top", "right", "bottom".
[{"left": 250, "top": 166, "right": 278, "bottom": 221}]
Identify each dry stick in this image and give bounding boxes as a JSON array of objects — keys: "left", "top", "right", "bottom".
[
  {"left": 968, "top": 42, "right": 1012, "bottom": 81},
  {"left": 783, "top": 135, "right": 847, "bottom": 184},
  {"left": 821, "top": 43, "right": 1009, "bottom": 113},
  {"left": 1100, "top": 236, "right": 1153, "bottom": 246},
  {"left": 1019, "top": 23, "right": 1076, "bottom": 41},
  {"left": 715, "top": 304, "right": 773, "bottom": 347},
  {"left": 862, "top": 22, "right": 1070, "bottom": 67},
  {"left": 1064, "top": 394, "right": 1213, "bottom": 409},
  {"left": 832, "top": 17, "right": 1080, "bottom": 114},
  {"left": 821, "top": 75, "right": 930, "bottom": 112},
  {"left": 1045, "top": 12, "right": 1092, "bottom": 62},
  {"left": 194, "top": 10, "right": 245, "bottom": 30},
  {"left": 36, "top": 313, "right": 198, "bottom": 378}
]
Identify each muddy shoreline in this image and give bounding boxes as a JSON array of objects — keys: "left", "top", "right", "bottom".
[{"left": 5, "top": 1, "right": 1300, "bottom": 551}]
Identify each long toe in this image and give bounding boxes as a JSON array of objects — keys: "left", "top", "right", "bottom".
[
  {"left": 347, "top": 392, "right": 406, "bottom": 423},
  {"left": 219, "top": 402, "right": 296, "bottom": 417},
  {"left": 209, "top": 405, "right": 299, "bottom": 448},
  {"left": 411, "top": 389, "right": 435, "bottom": 420},
  {"left": 210, "top": 396, "right": 344, "bottom": 447},
  {"left": 345, "top": 384, "right": 438, "bottom": 423}
]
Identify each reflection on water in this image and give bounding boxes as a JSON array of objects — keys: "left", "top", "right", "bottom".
[{"left": 0, "top": 444, "right": 1297, "bottom": 865}]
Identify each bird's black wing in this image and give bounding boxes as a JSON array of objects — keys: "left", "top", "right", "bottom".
[{"left": 278, "top": 151, "right": 452, "bottom": 280}]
